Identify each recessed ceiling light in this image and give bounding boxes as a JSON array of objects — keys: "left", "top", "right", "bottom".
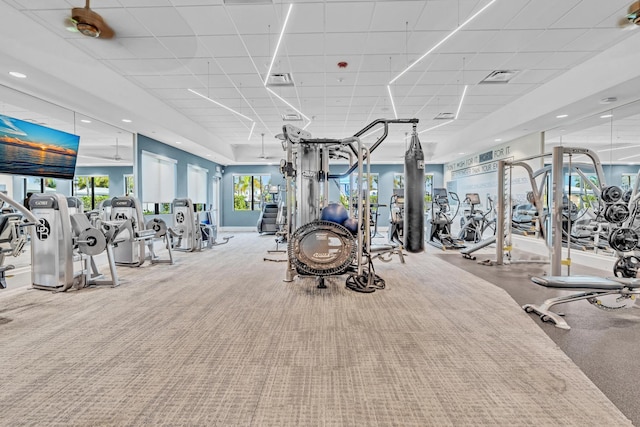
[
  {"left": 556, "top": 114, "right": 568, "bottom": 118},
  {"left": 206, "top": 154, "right": 211, "bottom": 157},
  {"left": 494, "top": 138, "right": 502, "bottom": 142},
  {"left": 458, "top": 152, "right": 465, "bottom": 155},
  {"left": 122, "top": 119, "right": 132, "bottom": 123},
  {"left": 175, "top": 141, "right": 182, "bottom": 144},
  {"left": 600, "top": 114, "right": 613, "bottom": 118},
  {"left": 80, "top": 119, "right": 91, "bottom": 123},
  {"left": 8, "top": 71, "right": 26, "bottom": 79}
]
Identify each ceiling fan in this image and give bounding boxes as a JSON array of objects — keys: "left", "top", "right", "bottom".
[
  {"left": 618, "top": 1, "right": 640, "bottom": 29},
  {"left": 65, "top": 0, "right": 115, "bottom": 39}
]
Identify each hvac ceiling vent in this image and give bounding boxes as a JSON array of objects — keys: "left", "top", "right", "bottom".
[
  {"left": 434, "top": 112, "right": 455, "bottom": 120},
  {"left": 267, "top": 73, "right": 294, "bottom": 87},
  {"left": 480, "top": 70, "right": 519, "bottom": 84},
  {"left": 282, "top": 113, "right": 302, "bottom": 121},
  {"left": 224, "top": 0, "right": 273, "bottom": 4}
]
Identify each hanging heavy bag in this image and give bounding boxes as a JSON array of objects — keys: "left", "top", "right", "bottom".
[{"left": 404, "top": 130, "right": 425, "bottom": 252}]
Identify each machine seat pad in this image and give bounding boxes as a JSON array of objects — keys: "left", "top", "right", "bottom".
[
  {"left": 608, "top": 277, "right": 640, "bottom": 289},
  {"left": 531, "top": 275, "right": 624, "bottom": 290}
]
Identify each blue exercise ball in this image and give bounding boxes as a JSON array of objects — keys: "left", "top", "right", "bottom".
[
  {"left": 342, "top": 217, "right": 359, "bottom": 235},
  {"left": 321, "top": 203, "right": 349, "bottom": 224}
]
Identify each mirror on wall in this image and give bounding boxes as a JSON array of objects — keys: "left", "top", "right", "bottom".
[
  {"left": 545, "top": 98, "right": 640, "bottom": 166},
  {"left": 0, "top": 84, "right": 134, "bottom": 167}
]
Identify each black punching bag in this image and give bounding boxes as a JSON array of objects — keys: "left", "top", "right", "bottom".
[{"left": 404, "top": 130, "right": 425, "bottom": 252}]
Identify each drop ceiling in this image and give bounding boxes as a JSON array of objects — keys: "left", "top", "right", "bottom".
[{"left": 1, "top": 0, "right": 640, "bottom": 166}]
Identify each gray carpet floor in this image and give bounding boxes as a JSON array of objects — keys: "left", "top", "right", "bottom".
[{"left": 0, "top": 233, "right": 632, "bottom": 426}]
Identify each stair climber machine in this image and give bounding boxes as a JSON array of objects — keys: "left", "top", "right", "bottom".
[
  {"left": 0, "top": 192, "right": 36, "bottom": 289},
  {"left": 257, "top": 185, "right": 280, "bottom": 234},
  {"left": 282, "top": 118, "right": 419, "bottom": 293},
  {"left": 426, "top": 189, "right": 465, "bottom": 250},
  {"left": 458, "top": 193, "right": 496, "bottom": 243},
  {"left": 169, "top": 198, "right": 202, "bottom": 252},
  {"left": 105, "top": 196, "right": 156, "bottom": 266},
  {"left": 29, "top": 193, "right": 120, "bottom": 291}
]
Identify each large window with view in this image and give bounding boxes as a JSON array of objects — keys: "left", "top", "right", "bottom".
[
  {"left": 73, "top": 176, "right": 110, "bottom": 210},
  {"left": 233, "top": 174, "right": 271, "bottom": 211}
]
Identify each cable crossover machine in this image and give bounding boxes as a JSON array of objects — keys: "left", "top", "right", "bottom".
[{"left": 279, "top": 118, "right": 425, "bottom": 293}]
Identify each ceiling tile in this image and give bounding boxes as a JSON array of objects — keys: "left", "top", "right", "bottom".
[
  {"left": 532, "top": 51, "right": 594, "bottom": 70},
  {"left": 519, "top": 29, "right": 588, "bottom": 52},
  {"left": 67, "top": 38, "right": 137, "bottom": 60},
  {"left": 158, "top": 36, "right": 206, "bottom": 59},
  {"left": 505, "top": 0, "right": 582, "bottom": 30},
  {"left": 466, "top": 0, "right": 529, "bottom": 30},
  {"left": 439, "top": 30, "right": 501, "bottom": 53},
  {"left": 560, "top": 28, "right": 632, "bottom": 52},
  {"left": 325, "top": 2, "right": 375, "bottom": 33},
  {"left": 481, "top": 29, "right": 545, "bottom": 53},
  {"left": 126, "top": 7, "right": 195, "bottom": 37},
  {"left": 287, "top": 2, "right": 325, "bottom": 34},
  {"left": 325, "top": 33, "right": 369, "bottom": 56},
  {"left": 225, "top": 4, "right": 279, "bottom": 35},
  {"left": 509, "top": 69, "right": 563, "bottom": 84},
  {"left": 282, "top": 33, "right": 325, "bottom": 56},
  {"left": 465, "top": 52, "right": 513, "bottom": 71},
  {"left": 199, "top": 35, "right": 248, "bottom": 57},
  {"left": 106, "top": 59, "right": 192, "bottom": 75},
  {"left": 174, "top": 5, "right": 235, "bottom": 36},
  {"left": 370, "top": 1, "right": 427, "bottom": 32}
]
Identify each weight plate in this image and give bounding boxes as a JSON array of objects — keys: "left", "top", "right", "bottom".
[
  {"left": 145, "top": 218, "right": 167, "bottom": 238},
  {"left": 77, "top": 228, "right": 107, "bottom": 256},
  {"left": 608, "top": 228, "right": 639, "bottom": 252},
  {"left": 613, "top": 255, "right": 640, "bottom": 278},
  {"left": 604, "top": 203, "right": 630, "bottom": 224},
  {"left": 602, "top": 186, "right": 623, "bottom": 203}
]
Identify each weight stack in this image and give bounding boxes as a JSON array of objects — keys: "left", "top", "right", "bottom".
[{"left": 404, "top": 131, "right": 425, "bottom": 253}]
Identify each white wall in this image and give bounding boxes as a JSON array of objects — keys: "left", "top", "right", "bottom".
[{"left": 444, "top": 133, "right": 544, "bottom": 208}]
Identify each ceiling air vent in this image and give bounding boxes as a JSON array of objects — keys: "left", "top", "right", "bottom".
[
  {"left": 267, "top": 73, "right": 294, "bottom": 87},
  {"left": 282, "top": 113, "right": 302, "bottom": 121},
  {"left": 434, "top": 112, "right": 455, "bottom": 120},
  {"left": 480, "top": 70, "right": 519, "bottom": 84}
]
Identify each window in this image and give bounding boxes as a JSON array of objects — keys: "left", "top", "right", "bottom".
[
  {"left": 392, "top": 173, "right": 432, "bottom": 201},
  {"left": 187, "top": 164, "right": 208, "bottom": 204},
  {"left": 73, "top": 176, "right": 110, "bottom": 210},
  {"left": 141, "top": 151, "right": 176, "bottom": 204},
  {"left": 233, "top": 174, "right": 271, "bottom": 211},
  {"left": 339, "top": 173, "right": 378, "bottom": 207},
  {"left": 124, "top": 174, "right": 134, "bottom": 196}
]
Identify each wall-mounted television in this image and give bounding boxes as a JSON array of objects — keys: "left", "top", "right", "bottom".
[{"left": 0, "top": 113, "right": 79, "bottom": 180}]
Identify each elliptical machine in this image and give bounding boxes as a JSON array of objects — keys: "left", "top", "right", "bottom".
[
  {"left": 426, "top": 188, "right": 465, "bottom": 250},
  {"left": 458, "top": 193, "right": 496, "bottom": 243}
]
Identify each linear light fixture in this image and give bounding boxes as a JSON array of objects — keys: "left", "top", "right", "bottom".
[
  {"left": 418, "top": 120, "right": 454, "bottom": 135},
  {"left": 264, "top": 3, "right": 293, "bottom": 86},
  {"left": 362, "top": 126, "right": 383, "bottom": 139},
  {"left": 248, "top": 122, "right": 256, "bottom": 140},
  {"left": 266, "top": 87, "right": 310, "bottom": 122},
  {"left": 619, "top": 153, "right": 640, "bottom": 161},
  {"left": 188, "top": 88, "right": 254, "bottom": 122},
  {"left": 387, "top": 85, "right": 398, "bottom": 119},
  {"left": 455, "top": 85, "right": 468, "bottom": 119},
  {"left": 302, "top": 120, "right": 312, "bottom": 130},
  {"left": 598, "top": 144, "right": 640, "bottom": 153},
  {"left": 389, "top": 0, "right": 497, "bottom": 85}
]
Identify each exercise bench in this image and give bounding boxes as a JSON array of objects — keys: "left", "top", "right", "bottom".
[{"left": 523, "top": 275, "right": 640, "bottom": 330}]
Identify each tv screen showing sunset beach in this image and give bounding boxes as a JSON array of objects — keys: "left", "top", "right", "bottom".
[{"left": 0, "top": 113, "right": 79, "bottom": 180}]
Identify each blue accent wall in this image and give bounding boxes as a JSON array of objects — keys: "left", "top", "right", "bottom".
[
  {"left": 221, "top": 163, "right": 444, "bottom": 228},
  {"left": 75, "top": 166, "right": 133, "bottom": 198},
  {"left": 222, "top": 165, "right": 284, "bottom": 227},
  {"left": 137, "top": 134, "right": 221, "bottom": 206}
]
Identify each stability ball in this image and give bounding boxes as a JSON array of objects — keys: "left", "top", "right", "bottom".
[
  {"left": 321, "top": 203, "right": 349, "bottom": 225},
  {"left": 342, "top": 217, "right": 359, "bottom": 235}
]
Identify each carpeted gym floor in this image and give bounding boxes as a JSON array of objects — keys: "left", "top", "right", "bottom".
[{"left": 0, "top": 233, "right": 632, "bottom": 426}]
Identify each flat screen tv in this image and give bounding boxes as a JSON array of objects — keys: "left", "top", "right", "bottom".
[{"left": 0, "top": 113, "right": 79, "bottom": 180}]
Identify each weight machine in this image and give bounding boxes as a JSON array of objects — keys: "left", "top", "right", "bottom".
[
  {"left": 0, "top": 192, "right": 35, "bottom": 289},
  {"left": 29, "top": 193, "right": 119, "bottom": 291},
  {"left": 106, "top": 196, "right": 156, "bottom": 266},
  {"left": 281, "top": 118, "right": 419, "bottom": 292},
  {"left": 170, "top": 198, "right": 202, "bottom": 252}
]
